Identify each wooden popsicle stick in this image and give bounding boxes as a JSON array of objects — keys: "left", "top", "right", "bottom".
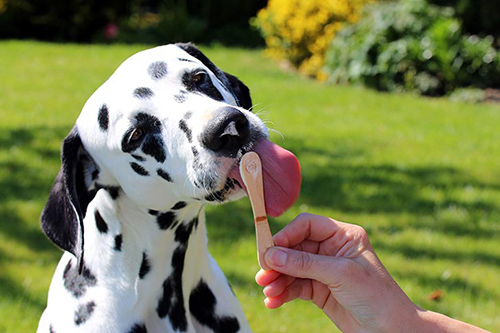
[{"left": 240, "top": 152, "right": 274, "bottom": 271}]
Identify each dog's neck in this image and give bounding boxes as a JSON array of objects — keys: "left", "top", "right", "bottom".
[{"left": 83, "top": 188, "right": 214, "bottom": 305}]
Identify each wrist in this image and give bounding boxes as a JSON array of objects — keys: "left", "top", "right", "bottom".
[{"left": 410, "top": 308, "right": 490, "bottom": 333}]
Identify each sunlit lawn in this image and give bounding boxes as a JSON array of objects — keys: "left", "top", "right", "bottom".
[{"left": 0, "top": 41, "right": 499, "bottom": 332}]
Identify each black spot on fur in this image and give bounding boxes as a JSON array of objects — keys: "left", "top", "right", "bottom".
[
  {"left": 156, "top": 218, "right": 197, "bottom": 330},
  {"left": 74, "top": 301, "right": 96, "bottom": 326},
  {"left": 148, "top": 61, "right": 168, "bottom": 80},
  {"left": 63, "top": 260, "right": 97, "bottom": 298},
  {"left": 95, "top": 184, "right": 121, "bottom": 200},
  {"left": 130, "top": 162, "right": 149, "bottom": 176},
  {"left": 91, "top": 169, "right": 99, "bottom": 180},
  {"left": 106, "top": 186, "right": 121, "bottom": 199},
  {"left": 127, "top": 323, "right": 148, "bottom": 333},
  {"left": 139, "top": 252, "right": 151, "bottom": 279},
  {"left": 174, "top": 94, "right": 187, "bottom": 103},
  {"left": 157, "top": 168, "right": 173, "bottom": 182},
  {"left": 175, "top": 218, "right": 198, "bottom": 244},
  {"left": 156, "top": 211, "right": 177, "bottom": 230},
  {"left": 148, "top": 209, "right": 159, "bottom": 216},
  {"left": 179, "top": 119, "right": 192, "bottom": 142},
  {"left": 178, "top": 58, "right": 195, "bottom": 63},
  {"left": 94, "top": 210, "right": 108, "bottom": 234},
  {"left": 98, "top": 104, "right": 109, "bottom": 131},
  {"left": 142, "top": 136, "right": 166, "bottom": 163},
  {"left": 114, "top": 234, "right": 122, "bottom": 251},
  {"left": 171, "top": 201, "right": 187, "bottom": 210},
  {"left": 189, "top": 280, "right": 240, "bottom": 333},
  {"left": 134, "top": 87, "right": 154, "bottom": 99},
  {"left": 132, "top": 154, "right": 146, "bottom": 162}
]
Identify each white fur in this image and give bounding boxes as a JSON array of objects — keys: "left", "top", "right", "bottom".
[{"left": 38, "top": 44, "right": 267, "bottom": 333}]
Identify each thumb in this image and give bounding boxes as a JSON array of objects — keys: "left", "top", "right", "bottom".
[{"left": 264, "top": 247, "right": 340, "bottom": 284}]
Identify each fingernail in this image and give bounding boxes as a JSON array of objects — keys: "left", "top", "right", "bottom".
[{"left": 266, "top": 248, "right": 287, "bottom": 267}]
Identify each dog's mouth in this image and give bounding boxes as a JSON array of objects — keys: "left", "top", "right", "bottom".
[{"left": 226, "top": 139, "right": 301, "bottom": 217}]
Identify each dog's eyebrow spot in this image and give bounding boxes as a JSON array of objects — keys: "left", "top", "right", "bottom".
[
  {"left": 130, "top": 162, "right": 150, "bottom": 176},
  {"left": 127, "top": 323, "right": 148, "bottom": 333},
  {"left": 139, "top": 252, "right": 151, "bottom": 279},
  {"left": 178, "top": 58, "right": 196, "bottom": 63},
  {"left": 63, "top": 260, "right": 97, "bottom": 298},
  {"left": 114, "top": 234, "right": 123, "bottom": 251},
  {"left": 74, "top": 301, "right": 96, "bottom": 326},
  {"left": 189, "top": 279, "right": 240, "bottom": 333},
  {"left": 98, "top": 104, "right": 109, "bottom": 131},
  {"left": 156, "top": 211, "right": 177, "bottom": 230},
  {"left": 179, "top": 119, "right": 192, "bottom": 142},
  {"left": 157, "top": 168, "right": 173, "bottom": 182},
  {"left": 134, "top": 87, "right": 154, "bottom": 99},
  {"left": 148, "top": 61, "right": 168, "bottom": 80},
  {"left": 94, "top": 210, "right": 108, "bottom": 234}
]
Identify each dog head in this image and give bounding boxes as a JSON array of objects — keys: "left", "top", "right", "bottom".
[{"left": 41, "top": 43, "right": 269, "bottom": 265}]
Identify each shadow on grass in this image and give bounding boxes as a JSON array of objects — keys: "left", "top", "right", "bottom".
[
  {"left": 205, "top": 137, "right": 499, "bottom": 245},
  {"left": 0, "top": 125, "right": 69, "bottom": 285},
  {"left": 1, "top": 124, "right": 499, "bottom": 307}
]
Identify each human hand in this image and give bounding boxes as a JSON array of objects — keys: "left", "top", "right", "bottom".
[{"left": 255, "top": 213, "right": 417, "bottom": 332}]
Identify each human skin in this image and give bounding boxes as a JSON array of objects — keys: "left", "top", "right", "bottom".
[{"left": 255, "top": 213, "right": 490, "bottom": 333}]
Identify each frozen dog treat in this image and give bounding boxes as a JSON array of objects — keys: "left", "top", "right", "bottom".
[{"left": 240, "top": 152, "right": 274, "bottom": 270}]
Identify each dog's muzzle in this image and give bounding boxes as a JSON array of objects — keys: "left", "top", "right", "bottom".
[{"left": 201, "top": 107, "right": 250, "bottom": 158}]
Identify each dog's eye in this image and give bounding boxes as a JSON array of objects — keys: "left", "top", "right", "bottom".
[
  {"left": 130, "top": 128, "right": 143, "bottom": 142},
  {"left": 193, "top": 71, "right": 208, "bottom": 84}
]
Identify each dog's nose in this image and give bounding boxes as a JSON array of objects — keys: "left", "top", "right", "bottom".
[{"left": 201, "top": 107, "right": 250, "bottom": 157}]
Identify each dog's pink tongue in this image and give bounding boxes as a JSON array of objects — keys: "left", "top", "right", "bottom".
[{"left": 229, "top": 140, "right": 301, "bottom": 217}]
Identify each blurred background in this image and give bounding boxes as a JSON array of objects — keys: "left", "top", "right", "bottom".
[
  {"left": 1, "top": 0, "right": 499, "bottom": 332},
  {"left": 0, "top": 0, "right": 499, "bottom": 99}
]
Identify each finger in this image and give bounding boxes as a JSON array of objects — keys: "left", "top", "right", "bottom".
[
  {"left": 264, "top": 278, "right": 312, "bottom": 309},
  {"left": 273, "top": 213, "right": 343, "bottom": 248},
  {"left": 255, "top": 269, "right": 281, "bottom": 287},
  {"left": 263, "top": 274, "right": 296, "bottom": 298},
  {"left": 265, "top": 246, "right": 348, "bottom": 284}
]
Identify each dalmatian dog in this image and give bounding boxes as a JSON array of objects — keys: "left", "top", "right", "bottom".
[{"left": 37, "top": 43, "right": 300, "bottom": 333}]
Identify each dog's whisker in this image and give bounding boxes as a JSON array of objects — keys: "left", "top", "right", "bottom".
[{"left": 268, "top": 128, "right": 285, "bottom": 140}]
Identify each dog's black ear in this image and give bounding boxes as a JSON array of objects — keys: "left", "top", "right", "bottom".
[
  {"left": 41, "top": 126, "right": 95, "bottom": 272},
  {"left": 176, "top": 42, "right": 252, "bottom": 109}
]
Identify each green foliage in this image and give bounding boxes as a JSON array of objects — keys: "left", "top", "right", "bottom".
[
  {"left": 430, "top": 0, "right": 500, "bottom": 39},
  {"left": 118, "top": 0, "right": 266, "bottom": 46},
  {"left": 0, "top": 0, "right": 134, "bottom": 42},
  {"left": 1, "top": 41, "right": 500, "bottom": 332},
  {"left": 325, "top": 0, "right": 500, "bottom": 96},
  {"left": 0, "top": 0, "right": 266, "bottom": 45}
]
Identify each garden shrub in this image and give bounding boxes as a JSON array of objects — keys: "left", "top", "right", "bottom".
[
  {"left": 252, "top": 0, "right": 372, "bottom": 79},
  {"left": 324, "top": 0, "right": 500, "bottom": 96}
]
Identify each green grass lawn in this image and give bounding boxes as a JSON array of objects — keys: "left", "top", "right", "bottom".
[{"left": 0, "top": 41, "right": 499, "bottom": 332}]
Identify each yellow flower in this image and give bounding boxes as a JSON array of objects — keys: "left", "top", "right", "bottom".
[{"left": 253, "top": 0, "right": 374, "bottom": 78}]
